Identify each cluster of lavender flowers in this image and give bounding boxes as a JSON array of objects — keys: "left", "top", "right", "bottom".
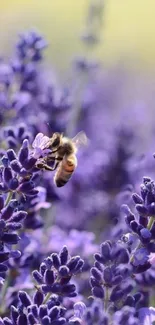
[{"left": 0, "top": 29, "right": 155, "bottom": 325}]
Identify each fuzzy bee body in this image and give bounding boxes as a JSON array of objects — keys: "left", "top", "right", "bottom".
[
  {"left": 54, "top": 154, "right": 77, "bottom": 187},
  {"left": 32, "top": 131, "right": 88, "bottom": 187}
]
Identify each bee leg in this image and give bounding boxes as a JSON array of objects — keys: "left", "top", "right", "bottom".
[
  {"left": 43, "top": 161, "right": 59, "bottom": 171},
  {"left": 49, "top": 160, "right": 59, "bottom": 171},
  {"left": 51, "top": 148, "right": 59, "bottom": 153},
  {"left": 43, "top": 164, "right": 56, "bottom": 171}
]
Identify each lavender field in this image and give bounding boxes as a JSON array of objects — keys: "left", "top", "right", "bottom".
[{"left": 0, "top": 1, "right": 155, "bottom": 325}]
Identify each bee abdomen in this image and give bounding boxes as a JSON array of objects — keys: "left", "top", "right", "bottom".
[
  {"left": 54, "top": 154, "right": 77, "bottom": 187},
  {"left": 54, "top": 166, "right": 74, "bottom": 187}
]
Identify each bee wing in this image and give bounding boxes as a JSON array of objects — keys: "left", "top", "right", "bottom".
[
  {"left": 72, "top": 131, "right": 88, "bottom": 149},
  {"left": 32, "top": 133, "right": 51, "bottom": 149}
]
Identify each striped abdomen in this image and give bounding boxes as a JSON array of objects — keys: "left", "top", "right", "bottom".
[{"left": 54, "top": 154, "right": 77, "bottom": 187}]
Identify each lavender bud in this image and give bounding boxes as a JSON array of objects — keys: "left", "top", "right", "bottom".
[
  {"left": 39, "top": 262, "right": 46, "bottom": 276},
  {"left": 112, "top": 275, "right": 123, "bottom": 285},
  {"left": 23, "top": 157, "right": 37, "bottom": 170},
  {"left": 1, "top": 157, "right": 9, "bottom": 167},
  {"left": 103, "top": 267, "right": 113, "bottom": 283},
  {"left": 1, "top": 202, "right": 16, "bottom": 220},
  {"left": 61, "top": 284, "right": 76, "bottom": 295},
  {"left": 29, "top": 305, "right": 38, "bottom": 318},
  {"left": 9, "top": 178, "right": 19, "bottom": 190},
  {"left": 59, "top": 265, "right": 70, "bottom": 277},
  {"left": 100, "top": 242, "right": 111, "bottom": 261},
  {"left": 7, "top": 137, "right": 18, "bottom": 149},
  {"left": 140, "top": 228, "right": 151, "bottom": 239},
  {"left": 19, "top": 168, "right": 28, "bottom": 177},
  {"left": 11, "top": 306, "right": 19, "bottom": 323},
  {"left": 123, "top": 283, "right": 134, "bottom": 294},
  {"left": 18, "top": 124, "right": 26, "bottom": 138},
  {"left": 121, "top": 204, "right": 134, "bottom": 218},
  {"left": 3, "top": 167, "right": 13, "bottom": 185},
  {"left": 18, "top": 181, "right": 34, "bottom": 193},
  {"left": 10, "top": 211, "right": 27, "bottom": 222},
  {"left": 32, "top": 270, "right": 43, "bottom": 284},
  {"left": 124, "top": 295, "right": 134, "bottom": 306},
  {"left": 39, "top": 305, "right": 48, "bottom": 319},
  {"left": 110, "top": 287, "right": 123, "bottom": 302},
  {"left": 42, "top": 316, "right": 50, "bottom": 325},
  {"left": 2, "top": 233, "right": 20, "bottom": 245},
  {"left": 10, "top": 160, "right": 22, "bottom": 173},
  {"left": 18, "top": 140, "right": 29, "bottom": 165},
  {"left": 94, "top": 253, "right": 105, "bottom": 264},
  {"left": 90, "top": 276, "right": 100, "bottom": 288},
  {"left": 139, "top": 215, "right": 148, "bottom": 227},
  {"left": 134, "top": 292, "right": 142, "bottom": 303},
  {"left": 130, "top": 220, "right": 138, "bottom": 232},
  {"left": 42, "top": 284, "right": 59, "bottom": 294},
  {"left": 0, "top": 264, "right": 8, "bottom": 272},
  {"left": 92, "top": 286, "right": 104, "bottom": 299},
  {"left": 136, "top": 204, "right": 148, "bottom": 215},
  {"left": 44, "top": 269, "right": 55, "bottom": 285},
  {"left": 132, "top": 193, "right": 143, "bottom": 204},
  {"left": 10, "top": 250, "right": 21, "bottom": 258},
  {"left": 0, "top": 196, "right": 4, "bottom": 210},
  {"left": 7, "top": 149, "right": 17, "bottom": 161},
  {"left": 33, "top": 291, "right": 44, "bottom": 306},
  {"left": 148, "top": 202, "right": 155, "bottom": 215},
  {"left": 59, "top": 246, "right": 68, "bottom": 265},
  {"left": 44, "top": 257, "right": 53, "bottom": 269},
  {"left": 91, "top": 267, "right": 102, "bottom": 282},
  {"left": 5, "top": 129, "right": 15, "bottom": 138},
  {"left": 6, "top": 222, "right": 22, "bottom": 231},
  {"left": 17, "top": 314, "right": 28, "bottom": 325},
  {"left": 3, "top": 318, "right": 12, "bottom": 325},
  {"left": 51, "top": 253, "right": 61, "bottom": 269},
  {"left": 27, "top": 313, "right": 36, "bottom": 325},
  {"left": 74, "top": 259, "right": 84, "bottom": 272},
  {"left": 117, "top": 248, "right": 129, "bottom": 264},
  {"left": 67, "top": 256, "right": 80, "bottom": 272},
  {"left": 0, "top": 252, "right": 9, "bottom": 262},
  {"left": 0, "top": 219, "right": 5, "bottom": 229},
  {"left": 18, "top": 291, "right": 32, "bottom": 307},
  {"left": 94, "top": 261, "right": 103, "bottom": 272},
  {"left": 48, "top": 306, "right": 60, "bottom": 320},
  {"left": 133, "top": 262, "right": 151, "bottom": 273}
]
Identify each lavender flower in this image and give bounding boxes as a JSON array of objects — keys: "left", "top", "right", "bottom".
[
  {"left": 1, "top": 25, "right": 155, "bottom": 325},
  {"left": 33, "top": 246, "right": 84, "bottom": 298}
]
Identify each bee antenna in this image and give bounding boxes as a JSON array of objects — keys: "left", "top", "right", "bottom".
[
  {"left": 46, "top": 122, "right": 52, "bottom": 130},
  {"left": 46, "top": 122, "right": 50, "bottom": 126}
]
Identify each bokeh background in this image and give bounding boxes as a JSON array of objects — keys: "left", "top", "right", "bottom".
[
  {"left": 1, "top": 0, "right": 155, "bottom": 235},
  {"left": 1, "top": 1, "right": 155, "bottom": 318},
  {"left": 1, "top": 0, "right": 155, "bottom": 75}
]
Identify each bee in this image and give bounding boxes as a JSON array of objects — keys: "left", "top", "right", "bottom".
[{"left": 32, "top": 131, "right": 88, "bottom": 187}]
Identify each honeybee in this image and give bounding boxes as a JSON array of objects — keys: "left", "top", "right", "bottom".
[{"left": 32, "top": 131, "right": 88, "bottom": 187}]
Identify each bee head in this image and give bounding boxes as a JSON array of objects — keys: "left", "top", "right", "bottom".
[{"left": 50, "top": 133, "right": 62, "bottom": 150}]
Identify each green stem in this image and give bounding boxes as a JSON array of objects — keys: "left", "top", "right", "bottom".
[
  {"left": 67, "top": 72, "right": 88, "bottom": 137},
  {"left": 43, "top": 292, "right": 51, "bottom": 304},
  {"left": 104, "top": 286, "right": 109, "bottom": 312},
  {"left": 147, "top": 216, "right": 154, "bottom": 230},
  {"left": 4, "top": 191, "right": 13, "bottom": 207},
  {"left": 0, "top": 271, "right": 11, "bottom": 315},
  {"left": 130, "top": 216, "right": 155, "bottom": 263}
]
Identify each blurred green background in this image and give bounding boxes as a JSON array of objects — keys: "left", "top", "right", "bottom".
[{"left": 0, "top": 0, "right": 155, "bottom": 76}]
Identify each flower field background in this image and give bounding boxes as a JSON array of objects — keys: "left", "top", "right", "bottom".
[{"left": 0, "top": 1, "right": 155, "bottom": 325}]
